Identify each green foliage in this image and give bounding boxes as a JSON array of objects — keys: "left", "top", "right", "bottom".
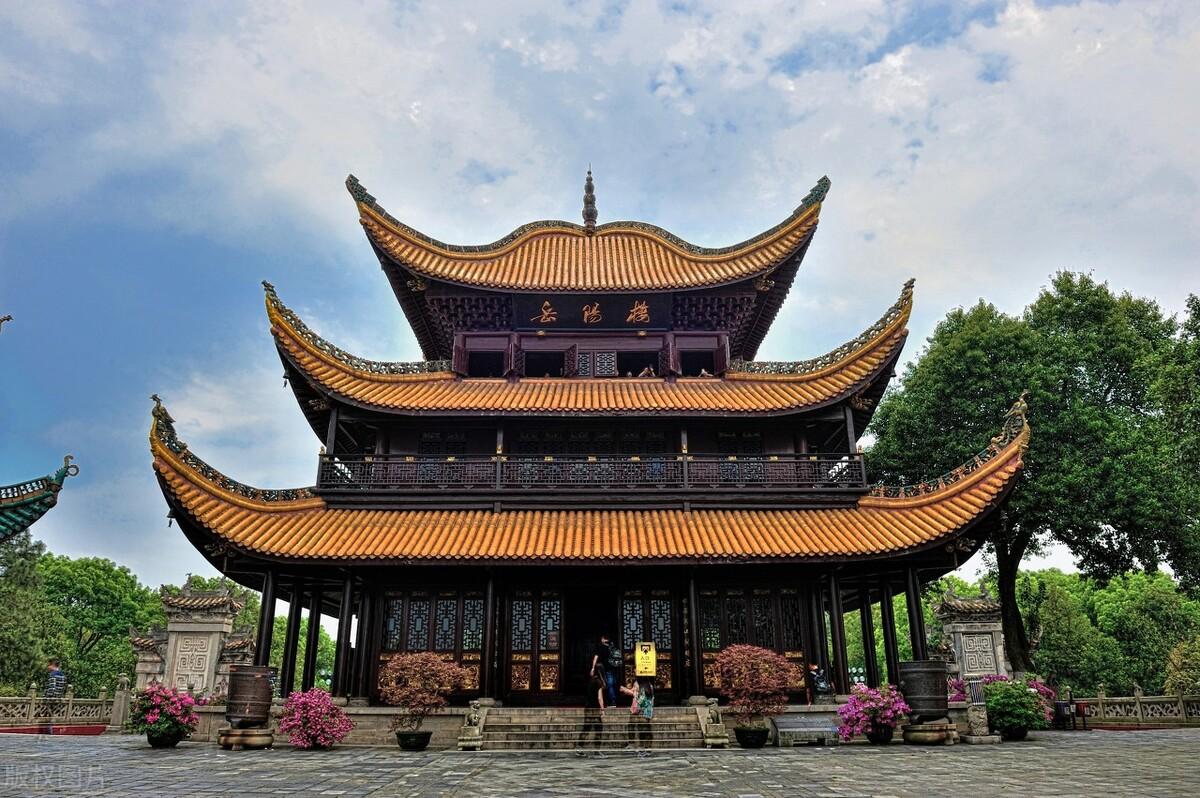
[
  {"left": 1089, "top": 571, "right": 1200, "bottom": 694},
  {"left": 0, "top": 532, "right": 65, "bottom": 693},
  {"left": 868, "top": 273, "right": 1194, "bottom": 670},
  {"left": 1164, "top": 635, "right": 1200, "bottom": 695},
  {"left": 984, "top": 679, "right": 1048, "bottom": 733},
  {"left": 36, "top": 553, "right": 162, "bottom": 696},
  {"left": 1149, "top": 294, "right": 1200, "bottom": 587},
  {"left": 268, "top": 615, "right": 337, "bottom": 692},
  {"left": 1027, "top": 581, "right": 1120, "bottom": 694}
]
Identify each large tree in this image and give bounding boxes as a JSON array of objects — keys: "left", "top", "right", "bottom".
[
  {"left": 36, "top": 554, "right": 162, "bottom": 695},
  {"left": 868, "top": 273, "right": 1190, "bottom": 671},
  {"left": 0, "top": 532, "right": 66, "bottom": 693}
]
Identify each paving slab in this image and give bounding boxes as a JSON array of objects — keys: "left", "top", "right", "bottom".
[{"left": 0, "top": 729, "right": 1196, "bottom": 797}]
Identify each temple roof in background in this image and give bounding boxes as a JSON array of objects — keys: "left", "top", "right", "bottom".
[{"left": 0, "top": 457, "right": 79, "bottom": 543}]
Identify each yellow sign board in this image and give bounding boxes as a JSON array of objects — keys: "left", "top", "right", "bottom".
[{"left": 635, "top": 641, "right": 657, "bottom": 677}]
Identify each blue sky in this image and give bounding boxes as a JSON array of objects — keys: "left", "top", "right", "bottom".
[{"left": 2, "top": 0, "right": 1197, "bottom": 589}]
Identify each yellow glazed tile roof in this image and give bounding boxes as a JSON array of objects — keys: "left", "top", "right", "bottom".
[
  {"left": 350, "top": 175, "right": 829, "bottom": 292},
  {"left": 266, "top": 280, "right": 912, "bottom": 416},
  {"left": 149, "top": 410, "right": 1027, "bottom": 563}
]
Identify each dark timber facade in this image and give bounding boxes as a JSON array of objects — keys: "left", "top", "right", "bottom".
[{"left": 152, "top": 173, "right": 1028, "bottom": 704}]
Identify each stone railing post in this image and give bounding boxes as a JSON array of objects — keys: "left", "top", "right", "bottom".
[
  {"left": 1095, "top": 684, "right": 1106, "bottom": 721},
  {"left": 109, "top": 675, "right": 131, "bottom": 731},
  {"left": 1133, "top": 684, "right": 1144, "bottom": 723},
  {"left": 64, "top": 684, "right": 75, "bottom": 720},
  {"left": 1176, "top": 690, "right": 1187, "bottom": 721},
  {"left": 26, "top": 682, "right": 37, "bottom": 723}
]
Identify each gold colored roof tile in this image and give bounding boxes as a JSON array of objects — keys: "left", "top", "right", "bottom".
[
  {"left": 149, "top": 408, "right": 1027, "bottom": 563},
  {"left": 351, "top": 175, "right": 829, "bottom": 292},
  {"left": 266, "top": 281, "right": 912, "bottom": 416}
]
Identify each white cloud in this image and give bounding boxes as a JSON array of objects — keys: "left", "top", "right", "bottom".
[{"left": 4, "top": 0, "right": 1199, "bottom": 586}]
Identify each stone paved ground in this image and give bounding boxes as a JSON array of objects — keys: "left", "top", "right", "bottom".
[{"left": 0, "top": 729, "right": 1197, "bottom": 798}]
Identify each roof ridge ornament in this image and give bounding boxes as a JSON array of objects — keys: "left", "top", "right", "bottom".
[
  {"left": 582, "top": 168, "right": 597, "bottom": 234},
  {"left": 868, "top": 390, "right": 1031, "bottom": 499},
  {"left": 0, "top": 314, "right": 11, "bottom": 334},
  {"left": 795, "top": 176, "right": 831, "bottom": 214}
]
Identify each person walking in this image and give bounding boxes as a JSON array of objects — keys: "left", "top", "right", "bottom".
[
  {"left": 590, "top": 634, "right": 619, "bottom": 709},
  {"left": 45, "top": 659, "right": 67, "bottom": 698}
]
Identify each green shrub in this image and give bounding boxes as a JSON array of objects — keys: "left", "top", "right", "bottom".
[
  {"left": 1164, "top": 635, "right": 1200, "bottom": 695},
  {"left": 984, "top": 679, "right": 1048, "bottom": 734}
]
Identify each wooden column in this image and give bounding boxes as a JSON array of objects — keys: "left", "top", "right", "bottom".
[
  {"left": 843, "top": 404, "right": 858, "bottom": 451},
  {"left": 301, "top": 588, "right": 323, "bottom": 691},
  {"left": 828, "top": 571, "right": 850, "bottom": 693},
  {"left": 905, "top": 567, "right": 929, "bottom": 660},
  {"left": 859, "top": 582, "right": 880, "bottom": 687},
  {"left": 688, "top": 573, "right": 703, "bottom": 695},
  {"left": 279, "top": 583, "right": 304, "bottom": 696},
  {"left": 352, "top": 589, "right": 373, "bottom": 697},
  {"left": 879, "top": 575, "right": 900, "bottom": 683},
  {"left": 324, "top": 406, "right": 339, "bottom": 454},
  {"left": 810, "top": 582, "right": 829, "bottom": 672},
  {"left": 481, "top": 573, "right": 496, "bottom": 698},
  {"left": 254, "top": 571, "right": 276, "bottom": 667},
  {"left": 332, "top": 577, "right": 353, "bottom": 696}
]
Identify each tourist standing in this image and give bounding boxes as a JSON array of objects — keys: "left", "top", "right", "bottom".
[
  {"left": 45, "top": 659, "right": 66, "bottom": 698},
  {"left": 591, "top": 634, "right": 618, "bottom": 708}
]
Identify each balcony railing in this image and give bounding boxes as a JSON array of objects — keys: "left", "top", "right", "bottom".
[{"left": 316, "top": 453, "right": 867, "bottom": 493}]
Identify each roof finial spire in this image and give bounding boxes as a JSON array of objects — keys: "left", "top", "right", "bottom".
[{"left": 582, "top": 167, "right": 597, "bottom": 234}]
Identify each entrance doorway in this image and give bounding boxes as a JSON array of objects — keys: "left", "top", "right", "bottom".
[{"left": 562, "top": 587, "right": 620, "bottom": 701}]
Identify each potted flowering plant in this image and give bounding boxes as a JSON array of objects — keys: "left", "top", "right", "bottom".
[
  {"left": 837, "top": 683, "right": 910, "bottom": 744},
  {"left": 128, "top": 682, "right": 200, "bottom": 748},
  {"left": 983, "top": 678, "right": 1051, "bottom": 741},
  {"left": 714, "top": 644, "right": 801, "bottom": 748},
  {"left": 378, "top": 652, "right": 469, "bottom": 751},
  {"left": 278, "top": 688, "right": 355, "bottom": 749}
]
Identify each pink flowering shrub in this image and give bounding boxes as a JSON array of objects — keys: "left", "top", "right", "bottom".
[
  {"left": 714, "top": 645, "right": 801, "bottom": 728},
  {"left": 128, "top": 682, "right": 200, "bottom": 737},
  {"left": 837, "top": 683, "right": 911, "bottom": 741},
  {"left": 278, "top": 688, "right": 354, "bottom": 749},
  {"left": 946, "top": 674, "right": 1055, "bottom": 722}
]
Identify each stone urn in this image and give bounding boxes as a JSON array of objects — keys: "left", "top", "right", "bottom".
[{"left": 733, "top": 726, "right": 770, "bottom": 749}]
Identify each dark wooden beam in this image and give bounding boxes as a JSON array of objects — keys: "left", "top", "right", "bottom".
[
  {"left": 905, "top": 567, "right": 928, "bottom": 660},
  {"left": 859, "top": 581, "right": 880, "bottom": 688},
  {"left": 332, "top": 577, "right": 354, "bottom": 696},
  {"left": 828, "top": 571, "right": 850, "bottom": 693},
  {"left": 880, "top": 575, "right": 900, "bottom": 683},
  {"left": 302, "top": 587, "right": 323, "bottom": 691},
  {"left": 279, "top": 582, "right": 304, "bottom": 696},
  {"left": 254, "top": 570, "right": 276, "bottom": 667}
]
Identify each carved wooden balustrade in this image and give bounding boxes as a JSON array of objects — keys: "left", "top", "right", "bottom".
[{"left": 316, "top": 452, "right": 867, "bottom": 495}]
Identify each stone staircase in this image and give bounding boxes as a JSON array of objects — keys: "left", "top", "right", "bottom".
[{"left": 479, "top": 706, "right": 706, "bottom": 750}]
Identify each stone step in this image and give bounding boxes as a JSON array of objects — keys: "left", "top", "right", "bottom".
[
  {"left": 482, "top": 738, "right": 703, "bottom": 750},
  {"left": 483, "top": 735, "right": 704, "bottom": 746},
  {"left": 484, "top": 721, "right": 700, "bottom": 732}
]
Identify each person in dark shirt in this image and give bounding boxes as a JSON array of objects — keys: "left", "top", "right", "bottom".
[
  {"left": 590, "top": 635, "right": 618, "bottom": 709},
  {"left": 45, "top": 659, "right": 66, "bottom": 698}
]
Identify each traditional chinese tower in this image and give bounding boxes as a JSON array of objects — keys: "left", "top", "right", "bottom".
[
  {"left": 151, "top": 172, "right": 1028, "bottom": 705},
  {"left": 1, "top": 316, "right": 79, "bottom": 543}
]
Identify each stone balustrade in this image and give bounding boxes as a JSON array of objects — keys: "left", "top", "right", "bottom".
[
  {"left": 0, "top": 682, "right": 121, "bottom": 728},
  {"left": 1074, "top": 687, "right": 1200, "bottom": 725}
]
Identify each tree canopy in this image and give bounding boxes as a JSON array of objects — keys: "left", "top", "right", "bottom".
[{"left": 868, "top": 272, "right": 1195, "bottom": 670}]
